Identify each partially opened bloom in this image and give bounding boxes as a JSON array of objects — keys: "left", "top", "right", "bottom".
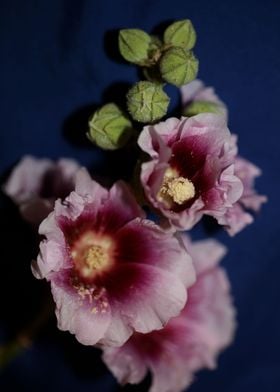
[
  {"left": 3, "top": 156, "right": 80, "bottom": 225},
  {"left": 102, "top": 235, "right": 236, "bottom": 392},
  {"left": 138, "top": 114, "right": 243, "bottom": 230},
  {"left": 181, "top": 79, "right": 228, "bottom": 119},
  {"left": 32, "top": 169, "right": 195, "bottom": 346},
  {"left": 220, "top": 156, "right": 267, "bottom": 235}
]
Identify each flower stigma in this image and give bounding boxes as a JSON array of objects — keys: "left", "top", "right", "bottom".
[{"left": 157, "top": 167, "right": 195, "bottom": 207}]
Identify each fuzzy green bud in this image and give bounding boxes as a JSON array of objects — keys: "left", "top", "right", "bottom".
[
  {"left": 87, "top": 103, "right": 133, "bottom": 150},
  {"left": 126, "top": 81, "right": 169, "bottom": 123},
  {"left": 160, "top": 47, "right": 198, "bottom": 87},
  {"left": 164, "top": 19, "right": 196, "bottom": 50},
  {"left": 118, "top": 29, "right": 152, "bottom": 65},
  {"left": 183, "top": 100, "right": 222, "bottom": 117}
]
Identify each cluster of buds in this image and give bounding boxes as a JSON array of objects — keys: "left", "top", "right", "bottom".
[{"left": 88, "top": 20, "right": 199, "bottom": 151}]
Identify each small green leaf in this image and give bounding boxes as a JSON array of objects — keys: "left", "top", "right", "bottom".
[{"left": 164, "top": 19, "right": 196, "bottom": 50}]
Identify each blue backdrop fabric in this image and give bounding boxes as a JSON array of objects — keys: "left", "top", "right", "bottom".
[{"left": 0, "top": 0, "right": 279, "bottom": 391}]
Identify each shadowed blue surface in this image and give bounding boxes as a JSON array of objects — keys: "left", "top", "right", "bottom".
[{"left": 0, "top": 0, "right": 279, "bottom": 391}]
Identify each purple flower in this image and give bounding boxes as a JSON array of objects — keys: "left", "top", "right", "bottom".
[
  {"left": 138, "top": 114, "right": 243, "bottom": 230},
  {"left": 102, "top": 235, "right": 236, "bottom": 392},
  {"left": 3, "top": 156, "right": 81, "bottom": 225},
  {"left": 32, "top": 169, "right": 195, "bottom": 346}
]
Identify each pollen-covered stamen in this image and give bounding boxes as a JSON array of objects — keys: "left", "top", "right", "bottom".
[
  {"left": 157, "top": 168, "right": 195, "bottom": 206},
  {"left": 71, "top": 232, "right": 114, "bottom": 279},
  {"left": 82, "top": 245, "right": 110, "bottom": 277},
  {"left": 166, "top": 177, "right": 195, "bottom": 204}
]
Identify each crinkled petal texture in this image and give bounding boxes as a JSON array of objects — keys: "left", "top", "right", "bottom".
[
  {"left": 219, "top": 156, "right": 267, "bottom": 236},
  {"left": 181, "top": 79, "right": 228, "bottom": 120},
  {"left": 3, "top": 155, "right": 81, "bottom": 225},
  {"left": 179, "top": 80, "right": 267, "bottom": 235},
  {"left": 102, "top": 235, "right": 236, "bottom": 392},
  {"left": 33, "top": 169, "right": 195, "bottom": 347},
  {"left": 138, "top": 114, "right": 243, "bottom": 231}
]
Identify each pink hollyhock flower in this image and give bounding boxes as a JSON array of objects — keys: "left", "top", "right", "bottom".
[
  {"left": 138, "top": 114, "right": 243, "bottom": 230},
  {"left": 3, "top": 156, "right": 80, "bottom": 225},
  {"left": 181, "top": 79, "right": 228, "bottom": 119},
  {"left": 32, "top": 169, "right": 195, "bottom": 347},
  {"left": 180, "top": 81, "right": 267, "bottom": 234},
  {"left": 102, "top": 235, "right": 236, "bottom": 392},
  {"left": 219, "top": 156, "right": 267, "bottom": 235}
]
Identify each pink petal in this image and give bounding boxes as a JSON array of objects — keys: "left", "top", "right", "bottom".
[
  {"left": 138, "top": 118, "right": 180, "bottom": 156},
  {"left": 102, "top": 345, "right": 147, "bottom": 385},
  {"left": 32, "top": 238, "right": 71, "bottom": 280},
  {"left": 3, "top": 155, "right": 53, "bottom": 204},
  {"left": 181, "top": 80, "right": 205, "bottom": 105},
  {"left": 116, "top": 218, "right": 195, "bottom": 287},
  {"left": 105, "top": 263, "right": 187, "bottom": 336},
  {"left": 181, "top": 235, "right": 227, "bottom": 274},
  {"left": 217, "top": 203, "right": 254, "bottom": 236},
  {"left": 94, "top": 181, "right": 145, "bottom": 234},
  {"left": 74, "top": 168, "right": 108, "bottom": 203},
  {"left": 51, "top": 279, "right": 112, "bottom": 346},
  {"left": 179, "top": 113, "right": 230, "bottom": 155},
  {"left": 102, "top": 236, "right": 236, "bottom": 392}
]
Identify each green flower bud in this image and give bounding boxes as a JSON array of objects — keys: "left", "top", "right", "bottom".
[
  {"left": 183, "top": 100, "right": 222, "bottom": 117},
  {"left": 87, "top": 103, "right": 133, "bottom": 150},
  {"left": 164, "top": 19, "right": 196, "bottom": 50},
  {"left": 118, "top": 29, "right": 152, "bottom": 65},
  {"left": 126, "top": 81, "right": 170, "bottom": 123},
  {"left": 160, "top": 47, "right": 198, "bottom": 87}
]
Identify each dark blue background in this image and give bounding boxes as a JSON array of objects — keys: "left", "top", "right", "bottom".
[{"left": 0, "top": 0, "right": 279, "bottom": 391}]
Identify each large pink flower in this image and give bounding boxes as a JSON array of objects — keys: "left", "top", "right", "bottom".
[
  {"left": 102, "top": 235, "right": 236, "bottom": 392},
  {"left": 3, "top": 155, "right": 80, "bottom": 225},
  {"left": 32, "top": 169, "right": 195, "bottom": 347},
  {"left": 138, "top": 114, "right": 243, "bottom": 230}
]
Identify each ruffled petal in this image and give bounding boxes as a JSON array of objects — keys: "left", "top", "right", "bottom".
[
  {"left": 32, "top": 238, "right": 70, "bottom": 279},
  {"left": 217, "top": 203, "right": 254, "bottom": 236},
  {"left": 179, "top": 114, "right": 230, "bottom": 153},
  {"left": 102, "top": 345, "right": 147, "bottom": 385},
  {"left": 138, "top": 118, "right": 180, "bottom": 156},
  {"left": 51, "top": 279, "right": 112, "bottom": 346}
]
